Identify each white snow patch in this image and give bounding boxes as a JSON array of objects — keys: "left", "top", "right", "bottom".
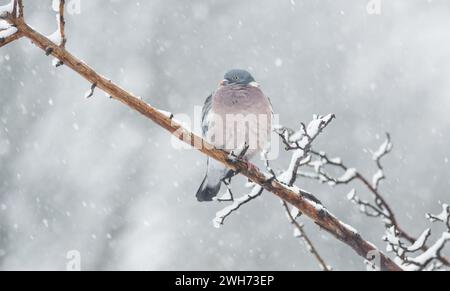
[
  {"left": 372, "top": 137, "right": 392, "bottom": 161},
  {"left": 290, "top": 207, "right": 300, "bottom": 219},
  {"left": 340, "top": 221, "right": 359, "bottom": 235},
  {"left": 218, "top": 189, "right": 232, "bottom": 201},
  {"left": 406, "top": 232, "right": 450, "bottom": 270},
  {"left": 407, "top": 228, "right": 431, "bottom": 252},
  {"left": 329, "top": 157, "right": 342, "bottom": 164},
  {"left": 337, "top": 168, "right": 356, "bottom": 183},
  {"left": 0, "top": 1, "right": 14, "bottom": 17},
  {"left": 158, "top": 109, "right": 173, "bottom": 119},
  {"left": 372, "top": 169, "right": 384, "bottom": 188},
  {"left": 346, "top": 189, "right": 356, "bottom": 201},
  {"left": 47, "top": 15, "right": 62, "bottom": 45},
  {"left": 213, "top": 185, "right": 263, "bottom": 228},
  {"left": 0, "top": 19, "right": 10, "bottom": 30},
  {"left": 0, "top": 26, "right": 17, "bottom": 39},
  {"left": 426, "top": 204, "right": 449, "bottom": 223},
  {"left": 47, "top": 30, "right": 62, "bottom": 45}
]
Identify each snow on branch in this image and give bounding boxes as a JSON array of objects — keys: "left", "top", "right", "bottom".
[
  {"left": 383, "top": 207, "right": 450, "bottom": 271},
  {"left": 1, "top": 4, "right": 407, "bottom": 271},
  {"left": 213, "top": 184, "right": 263, "bottom": 228},
  {"left": 426, "top": 204, "right": 450, "bottom": 230},
  {"left": 214, "top": 114, "right": 335, "bottom": 229},
  {"left": 347, "top": 189, "right": 387, "bottom": 218},
  {"left": 372, "top": 133, "right": 393, "bottom": 168},
  {"left": 276, "top": 114, "right": 335, "bottom": 187},
  {"left": 0, "top": 19, "right": 16, "bottom": 38},
  {"left": 406, "top": 232, "right": 450, "bottom": 271},
  {"left": 295, "top": 132, "right": 450, "bottom": 269},
  {"left": 0, "top": 0, "right": 22, "bottom": 47},
  {"left": 0, "top": 1, "right": 14, "bottom": 18},
  {"left": 49, "top": 0, "right": 67, "bottom": 67},
  {"left": 371, "top": 133, "right": 392, "bottom": 190}
]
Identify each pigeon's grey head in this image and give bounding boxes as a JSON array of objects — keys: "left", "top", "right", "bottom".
[{"left": 220, "top": 69, "right": 258, "bottom": 86}]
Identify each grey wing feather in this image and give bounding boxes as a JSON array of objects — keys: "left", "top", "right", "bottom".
[{"left": 202, "top": 94, "right": 213, "bottom": 136}]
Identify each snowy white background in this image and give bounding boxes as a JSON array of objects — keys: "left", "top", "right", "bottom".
[{"left": 0, "top": 0, "right": 449, "bottom": 270}]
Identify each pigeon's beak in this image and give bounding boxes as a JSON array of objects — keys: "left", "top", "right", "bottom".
[{"left": 219, "top": 79, "right": 228, "bottom": 86}]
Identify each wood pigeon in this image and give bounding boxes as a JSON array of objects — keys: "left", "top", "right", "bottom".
[{"left": 196, "top": 69, "right": 273, "bottom": 201}]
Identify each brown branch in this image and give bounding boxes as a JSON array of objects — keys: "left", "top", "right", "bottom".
[
  {"left": 0, "top": 1, "right": 22, "bottom": 47},
  {"left": 0, "top": 30, "right": 22, "bottom": 47},
  {"left": 12, "top": 0, "right": 17, "bottom": 17},
  {"left": 58, "top": 0, "right": 66, "bottom": 48},
  {"left": 282, "top": 201, "right": 330, "bottom": 271},
  {"left": 1, "top": 15, "right": 403, "bottom": 271},
  {"left": 17, "top": 0, "right": 23, "bottom": 19}
]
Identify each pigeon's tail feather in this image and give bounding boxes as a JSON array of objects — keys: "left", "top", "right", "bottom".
[
  {"left": 196, "top": 175, "right": 221, "bottom": 202},
  {"left": 196, "top": 158, "right": 228, "bottom": 202}
]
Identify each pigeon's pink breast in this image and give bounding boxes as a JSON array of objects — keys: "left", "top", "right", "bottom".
[{"left": 206, "top": 85, "right": 273, "bottom": 155}]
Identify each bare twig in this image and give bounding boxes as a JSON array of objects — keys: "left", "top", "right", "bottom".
[
  {"left": 282, "top": 201, "right": 330, "bottom": 271},
  {"left": 18, "top": 0, "right": 23, "bottom": 19},
  {"left": 11, "top": 0, "right": 17, "bottom": 17},
  {"left": 85, "top": 82, "right": 97, "bottom": 98},
  {"left": 58, "top": 0, "right": 66, "bottom": 48},
  {"left": 0, "top": 30, "right": 21, "bottom": 47}
]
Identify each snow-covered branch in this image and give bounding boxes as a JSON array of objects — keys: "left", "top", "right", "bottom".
[
  {"left": 427, "top": 204, "right": 450, "bottom": 231},
  {"left": 213, "top": 184, "right": 264, "bottom": 228},
  {"left": 0, "top": 3, "right": 408, "bottom": 271},
  {"left": 371, "top": 133, "right": 392, "bottom": 190},
  {"left": 384, "top": 205, "right": 450, "bottom": 271},
  {"left": 0, "top": 0, "right": 14, "bottom": 19},
  {"left": 295, "top": 133, "right": 450, "bottom": 269},
  {"left": 214, "top": 115, "right": 335, "bottom": 228},
  {"left": 276, "top": 114, "right": 335, "bottom": 188},
  {"left": 49, "top": 0, "right": 66, "bottom": 67},
  {"left": 0, "top": 0, "right": 22, "bottom": 47}
]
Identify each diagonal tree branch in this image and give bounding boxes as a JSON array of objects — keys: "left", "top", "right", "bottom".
[{"left": 1, "top": 9, "right": 402, "bottom": 271}]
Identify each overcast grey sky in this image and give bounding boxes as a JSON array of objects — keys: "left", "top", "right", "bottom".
[{"left": 0, "top": 0, "right": 449, "bottom": 270}]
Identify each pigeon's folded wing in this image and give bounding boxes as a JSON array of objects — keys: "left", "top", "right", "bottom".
[{"left": 201, "top": 94, "right": 213, "bottom": 137}]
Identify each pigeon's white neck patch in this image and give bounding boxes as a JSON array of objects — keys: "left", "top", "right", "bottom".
[{"left": 249, "top": 81, "right": 260, "bottom": 88}]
